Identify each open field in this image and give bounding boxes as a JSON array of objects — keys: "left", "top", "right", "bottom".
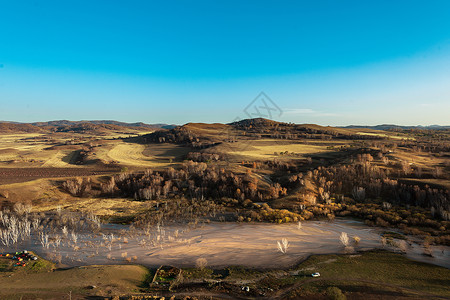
[
  {"left": 0, "top": 178, "right": 77, "bottom": 206},
  {"left": 0, "top": 133, "right": 67, "bottom": 168},
  {"left": 0, "top": 148, "right": 78, "bottom": 168},
  {"left": 227, "top": 140, "right": 337, "bottom": 160},
  {"left": 0, "top": 168, "right": 117, "bottom": 185},
  {"left": 176, "top": 250, "right": 450, "bottom": 299},
  {"left": 355, "top": 130, "right": 414, "bottom": 140},
  {"left": 275, "top": 250, "right": 450, "bottom": 299},
  {"left": 388, "top": 149, "right": 448, "bottom": 168},
  {"left": 108, "top": 143, "right": 161, "bottom": 167},
  {"left": 0, "top": 256, "right": 149, "bottom": 299},
  {"left": 0, "top": 128, "right": 155, "bottom": 169},
  {"left": 106, "top": 142, "right": 190, "bottom": 167},
  {"left": 0, "top": 138, "right": 189, "bottom": 171}
]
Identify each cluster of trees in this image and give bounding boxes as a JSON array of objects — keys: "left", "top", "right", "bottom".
[
  {"left": 230, "top": 119, "right": 384, "bottom": 141},
  {"left": 337, "top": 202, "right": 450, "bottom": 245},
  {"left": 142, "top": 127, "right": 199, "bottom": 144},
  {"left": 94, "top": 161, "right": 277, "bottom": 202},
  {"left": 351, "top": 144, "right": 448, "bottom": 180},
  {"left": 134, "top": 197, "right": 224, "bottom": 227},
  {"left": 240, "top": 159, "right": 298, "bottom": 172},
  {"left": 362, "top": 137, "right": 450, "bottom": 156},
  {"left": 71, "top": 146, "right": 98, "bottom": 165},
  {"left": 309, "top": 161, "right": 449, "bottom": 220},
  {"left": 140, "top": 128, "right": 217, "bottom": 148},
  {"left": 0, "top": 203, "right": 101, "bottom": 248},
  {"left": 0, "top": 204, "right": 34, "bottom": 246},
  {"left": 62, "top": 177, "right": 94, "bottom": 197},
  {"left": 269, "top": 132, "right": 385, "bottom": 141},
  {"left": 390, "top": 138, "right": 450, "bottom": 154},
  {"left": 186, "top": 152, "right": 222, "bottom": 162}
]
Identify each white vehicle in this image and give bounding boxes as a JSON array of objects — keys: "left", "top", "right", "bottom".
[{"left": 311, "top": 272, "right": 320, "bottom": 277}]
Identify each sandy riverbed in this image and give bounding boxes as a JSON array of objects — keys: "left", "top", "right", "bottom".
[{"left": 5, "top": 219, "right": 450, "bottom": 269}]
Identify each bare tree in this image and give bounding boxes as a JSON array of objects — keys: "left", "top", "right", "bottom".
[
  {"left": 39, "top": 232, "right": 50, "bottom": 249},
  {"left": 277, "top": 238, "right": 289, "bottom": 254},
  {"left": 352, "top": 187, "right": 365, "bottom": 201},
  {"left": 339, "top": 232, "right": 349, "bottom": 247},
  {"left": 195, "top": 257, "right": 208, "bottom": 270}
]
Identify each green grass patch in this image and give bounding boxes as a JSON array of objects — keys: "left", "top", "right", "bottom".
[
  {"left": 258, "top": 274, "right": 299, "bottom": 290},
  {"left": 326, "top": 286, "right": 347, "bottom": 300},
  {"left": 226, "top": 266, "right": 263, "bottom": 280},
  {"left": 29, "top": 257, "right": 55, "bottom": 273},
  {"left": 181, "top": 267, "right": 214, "bottom": 280},
  {"left": 293, "top": 250, "right": 450, "bottom": 297}
]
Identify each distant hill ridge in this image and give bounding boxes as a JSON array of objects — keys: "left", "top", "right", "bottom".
[
  {"left": 29, "top": 120, "right": 177, "bottom": 129},
  {"left": 229, "top": 117, "right": 285, "bottom": 128},
  {"left": 343, "top": 124, "right": 450, "bottom": 130},
  {"left": 0, "top": 120, "right": 176, "bottom": 130},
  {"left": 0, "top": 122, "right": 43, "bottom": 133},
  {"left": 0, "top": 120, "right": 177, "bottom": 134},
  {"left": 1, "top": 119, "right": 448, "bottom": 133}
]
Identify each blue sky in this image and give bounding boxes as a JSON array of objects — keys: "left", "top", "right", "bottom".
[{"left": 0, "top": 1, "right": 449, "bottom": 125}]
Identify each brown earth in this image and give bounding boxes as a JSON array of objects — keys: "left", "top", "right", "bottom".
[{"left": 0, "top": 167, "right": 119, "bottom": 185}]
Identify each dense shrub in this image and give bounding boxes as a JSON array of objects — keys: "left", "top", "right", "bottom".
[{"left": 326, "top": 286, "right": 347, "bottom": 300}]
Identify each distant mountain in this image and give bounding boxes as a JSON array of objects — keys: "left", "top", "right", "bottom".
[
  {"left": 2, "top": 119, "right": 448, "bottom": 133},
  {"left": 229, "top": 117, "right": 284, "bottom": 128},
  {"left": 0, "top": 120, "right": 177, "bottom": 134},
  {"left": 29, "top": 120, "right": 177, "bottom": 129},
  {"left": 343, "top": 124, "right": 450, "bottom": 130},
  {"left": 0, "top": 122, "right": 43, "bottom": 133}
]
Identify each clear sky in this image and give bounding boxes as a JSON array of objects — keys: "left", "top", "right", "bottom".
[{"left": 1, "top": 1, "right": 449, "bottom": 125}]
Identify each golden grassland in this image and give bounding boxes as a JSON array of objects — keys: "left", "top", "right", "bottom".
[
  {"left": 389, "top": 149, "right": 447, "bottom": 169},
  {"left": 0, "top": 178, "right": 62, "bottom": 205},
  {"left": 0, "top": 131, "right": 180, "bottom": 169},
  {"left": 355, "top": 131, "right": 414, "bottom": 140},
  {"left": 214, "top": 138, "right": 352, "bottom": 162},
  {"left": 0, "top": 133, "right": 68, "bottom": 168},
  {"left": 227, "top": 142, "right": 334, "bottom": 160},
  {"left": 104, "top": 142, "right": 190, "bottom": 167}
]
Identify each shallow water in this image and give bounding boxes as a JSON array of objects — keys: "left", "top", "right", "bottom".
[{"left": 4, "top": 219, "right": 450, "bottom": 269}]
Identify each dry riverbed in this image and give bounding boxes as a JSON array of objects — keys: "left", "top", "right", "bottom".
[{"left": 3, "top": 219, "right": 449, "bottom": 270}]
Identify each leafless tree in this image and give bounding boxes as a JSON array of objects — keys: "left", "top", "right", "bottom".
[
  {"left": 339, "top": 232, "right": 349, "bottom": 247},
  {"left": 195, "top": 257, "right": 208, "bottom": 269},
  {"left": 352, "top": 187, "right": 365, "bottom": 201},
  {"left": 277, "top": 238, "right": 289, "bottom": 254}
]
